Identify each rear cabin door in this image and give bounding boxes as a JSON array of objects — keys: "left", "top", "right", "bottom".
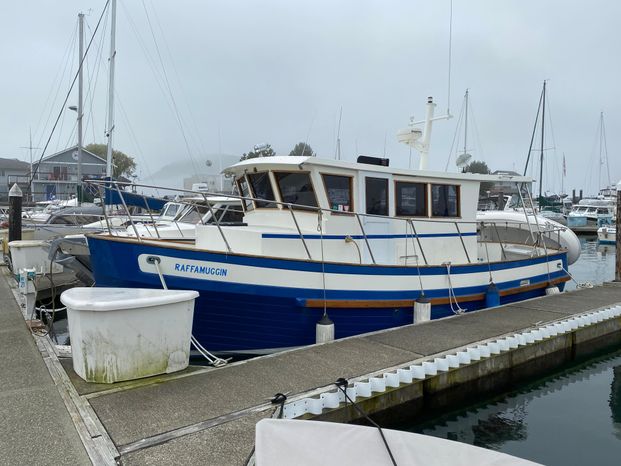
[{"left": 359, "top": 173, "right": 392, "bottom": 264}]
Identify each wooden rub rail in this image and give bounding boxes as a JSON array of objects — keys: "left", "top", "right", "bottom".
[{"left": 303, "top": 276, "right": 570, "bottom": 308}]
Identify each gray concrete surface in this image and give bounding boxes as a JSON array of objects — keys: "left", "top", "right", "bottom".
[
  {"left": 4, "top": 263, "right": 621, "bottom": 466},
  {"left": 0, "top": 269, "right": 91, "bottom": 466}
]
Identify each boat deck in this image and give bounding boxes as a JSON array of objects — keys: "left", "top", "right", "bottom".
[{"left": 2, "top": 265, "right": 621, "bottom": 465}]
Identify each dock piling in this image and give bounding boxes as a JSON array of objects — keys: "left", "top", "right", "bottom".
[{"left": 8, "top": 183, "right": 22, "bottom": 243}]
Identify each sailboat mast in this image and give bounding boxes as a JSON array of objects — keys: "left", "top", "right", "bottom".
[
  {"left": 105, "top": 0, "right": 117, "bottom": 179},
  {"left": 538, "top": 81, "right": 546, "bottom": 201},
  {"left": 463, "top": 89, "right": 468, "bottom": 156},
  {"left": 599, "top": 111, "right": 603, "bottom": 190},
  {"left": 77, "top": 12, "right": 84, "bottom": 204}
]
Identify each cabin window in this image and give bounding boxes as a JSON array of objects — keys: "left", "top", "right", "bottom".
[
  {"left": 247, "top": 172, "right": 276, "bottom": 208},
  {"left": 365, "top": 177, "right": 388, "bottom": 216},
  {"left": 236, "top": 176, "right": 254, "bottom": 211},
  {"left": 431, "top": 184, "right": 459, "bottom": 217},
  {"left": 274, "top": 172, "right": 318, "bottom": 208},
  {"left": 217, "top": 205, "right": 245, "bottom": 224},
  {"left": 395, "top": 181, "right": 427, "bottom": 216},
  {"left": 179, "top": 205, "right": 209, "bottom": 224},
  {"left": 322, "top": 174, "right": 352, "bottom": 212}
]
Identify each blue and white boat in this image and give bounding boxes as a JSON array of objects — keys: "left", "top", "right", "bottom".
[{"left": 86, "top": 151, "right": 574, "bottom": 354}]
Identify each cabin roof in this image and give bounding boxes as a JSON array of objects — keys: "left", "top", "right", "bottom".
[{"left": 224, "top": 156, "right": 533, "bottom": 183}]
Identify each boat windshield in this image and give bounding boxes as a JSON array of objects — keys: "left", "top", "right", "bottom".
[{"left": 274, "top": 172, "right": 318, "bottom": 209}]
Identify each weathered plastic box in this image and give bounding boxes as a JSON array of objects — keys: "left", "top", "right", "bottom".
[
  {"left": 8, "top": 239, "right": 63, "bottom": 275},
  {"left": 60, "top": 287, "right": 199, "bottom": 383}
]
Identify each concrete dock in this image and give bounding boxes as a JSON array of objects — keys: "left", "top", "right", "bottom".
[{"left": 2, "top": 264, "right": 621, "bottom": 465}]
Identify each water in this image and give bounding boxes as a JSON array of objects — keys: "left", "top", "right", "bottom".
[
  {"left": 398, "top": 236, "right": 621, "bottom": 465},
  {"left": 566, "top": 236, "right": 616, "bottom": 290},
  {"left": 401, "top": 349, "right": 621, "bottom": 465}
]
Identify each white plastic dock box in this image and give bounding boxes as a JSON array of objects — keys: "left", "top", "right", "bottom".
[
  {"left": 60, "top": 287, "right": 199, "bottom": 384},
  {"left": 8, "top": 239, "right": 63, "bottom": 275}
]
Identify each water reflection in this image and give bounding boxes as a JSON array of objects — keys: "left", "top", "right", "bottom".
[
  {"left": 566, "top": 236, "right": 615, "bottom": 291},
  {"left": 407, "top": 349, "right": 621, "bottom": 465}
]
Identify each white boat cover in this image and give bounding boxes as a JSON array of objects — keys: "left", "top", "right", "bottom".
[{"left": 255, "top": 419, "right": 541, "bottom": 466}]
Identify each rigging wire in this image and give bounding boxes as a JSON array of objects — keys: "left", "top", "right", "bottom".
[
  {"left": 33, "top": 22, "right": 79, "bottom": 154},
  {"left": 446, "top": 0, "right": 453, "bottom": 115},
  {"left": 467, "top": 98, "right": 486, "bottom": 162},
  {"left": 83, "top": 12, "right": 110, "bottom": 144},
  {"left": 444, "top": 91, "right": 465, "bottom": 171},
  {"left": 150, "top": 3, "right": 212, "bottom": 163},
  {"left": 29, "top": 0, "right": 111, "bottom": 187},
  {"left": 601, "top": 113, "right": 611, "bottom": 187},
  {"left": 139, "top": 0, "right": 201, "bottom": 176},
  {"left": 522, "top": 85, "right": 544, "bottom": 176},
  {"left": 54, "top": 27, "right": 79, "bottom": 154}
]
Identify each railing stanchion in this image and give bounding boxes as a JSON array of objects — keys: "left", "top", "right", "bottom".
[
  {"left": 115, "top": 182, "right": 142, "bottom": 242},
  {"left": 141, "top": 194, "right": 160, "bottom": 239},
  {"left": 408, "top": 219, "right": 428, "bottom": 265},
  {"left": 202, "top": 193, "right": 232, "bottom": 253},
  {"left": 288, "top": 205, "right": 312, "bottom": 260},
  {"left": 454, "top": 221, "right": 471, "bottom": 263},
  {"left": 96, "top": 184, "right": 112, "bottom": 234},
  {"left": 491, "top": 222, "right": 507, "bottom": 260},
  {"left": 355, "top": 212, "right": 376, "bottom": 264}
]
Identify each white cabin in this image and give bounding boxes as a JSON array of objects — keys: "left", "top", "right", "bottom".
[{"left": 194, "top": 156, "right": 531, "bottom": 267}]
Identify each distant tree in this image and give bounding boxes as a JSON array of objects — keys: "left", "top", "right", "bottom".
[
  {"left": 240, "top": 143, "right": 275, "bottom": 161},
  {"left": 463, "top": 160, "right": 493, "bottom": 195},
  {"left": 289, "top": 142, "right": 315, "bottom": 157},
  {"left": 85, "top": 143, "right": 137, "bottom": 179}
]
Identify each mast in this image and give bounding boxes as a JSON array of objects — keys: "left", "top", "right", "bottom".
[
  {"left": 539, "top": 81, "right": 546, "bottom": 201},
  {"left": 419, "top": 97, "right": 436, "bottom": 170},
  {"left": 335, "top": 107, "right": 342, "bottom": 161},
  {"left": 105, "top": 0, "right": 117, "bottom": 179},
  {"left": 77, "top": 12, "right": 84, "bottom": 204},
  {"left": 463, "top": 89, "right": 469, "bottom": 157}
]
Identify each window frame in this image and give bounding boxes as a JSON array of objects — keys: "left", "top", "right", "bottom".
[
  {"left": 235, "top": 175, "right": 254, "bottom": 213},
  {"left": 394, "top": 180, "right": 428, "bottom": 217},
  {"left": 364, "top": 176, "right": 389, "bottom": 216},
  {"left": 430, "top": 183, "right": 461, "bottom": 218},
  {"left": 273, "top": 170, "right": 319, "bottom": 211},
  {"left": 321, "top": 173, "right": 354, "bottom": 214},
  {"left": 246, "top": 171, "right": 278, "bottom": 209}
]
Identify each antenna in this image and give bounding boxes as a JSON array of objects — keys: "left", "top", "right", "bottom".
[
  {"left": 446, "top": 0, "right": 453, "bottom": 115},
  {"left": 335, "top": 107, "right": 342, "bottom": 160},
  {"left": 456, "top": 153, "right": 472, "bottom": 170}
]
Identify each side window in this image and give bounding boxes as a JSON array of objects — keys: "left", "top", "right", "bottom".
[
  {"left": 322, "top": 174, "right": 352, "bottom": 212},
  {"left": 219, "top": 205, "right": 245, "bottom": 223},
  {"left": 247, "top": 172, "right": 276, "bottom": 208},
  {"left": 275, "top": 172, "right": 318, "bottom": 208},
  {"left": 365, "top": 177, "right": 388, "bottom": 216},
  {"left": 431, "top": 184, "right": 459, "bottom": 217},
  {"left": 395, "top": 181, "right": 427, "bottom": 216},
  {"left": 236, "top": 176, "right": 254, "bottom": 211}
]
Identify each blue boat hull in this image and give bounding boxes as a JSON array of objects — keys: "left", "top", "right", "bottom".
[{"left": 88, "top": 236, "right": 568, "bottom": 354}]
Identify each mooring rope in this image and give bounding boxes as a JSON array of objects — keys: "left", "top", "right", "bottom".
[{"left": 151, "top": 257, "right": 228, "bottom": 367}]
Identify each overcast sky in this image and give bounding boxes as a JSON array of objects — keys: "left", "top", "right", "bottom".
[{"left": 1, "top": 0, "right": 619, "bottom": 195}]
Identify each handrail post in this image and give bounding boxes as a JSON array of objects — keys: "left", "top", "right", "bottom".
[
  {"left": 115, "top": 182, "right": 142, "bottom": 242},
  {"left": 517, "top": 183, "right": 537, "bottom": 247},
  {"left": 141, "top": 194, "right": 160, "bottom": 239},
  {"left": 288, "top": 205, "right": 312, "bottom": 260},
  {"left": 96, "top": 183, "right": 112, "bottom": 234},
  {"left": 454, "top": 221, "right": 471, "bottom": 263},
  {"left": 408, "top": 219, "right": 428, "bottom": 265},
  {"left": 355, "top": 212, "right": 376, "bottom": 264},
  {"left": 491, "top": 221, "right": 507, "bottom": 260},
  {"left": 202, "top": 194, "right": 232, "bottom": 253}
]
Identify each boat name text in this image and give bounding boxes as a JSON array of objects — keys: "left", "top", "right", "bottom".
[{"left": 174, "top": 263, "right": 228, "bottom": 277}]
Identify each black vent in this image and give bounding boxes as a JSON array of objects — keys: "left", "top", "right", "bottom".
[{"left": 357, "top": 156, "right": 389, "bottom": 167}]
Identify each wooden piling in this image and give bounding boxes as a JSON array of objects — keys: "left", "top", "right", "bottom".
[{"left": 8, "top": 183, "right": 22, "bottom": 243}]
